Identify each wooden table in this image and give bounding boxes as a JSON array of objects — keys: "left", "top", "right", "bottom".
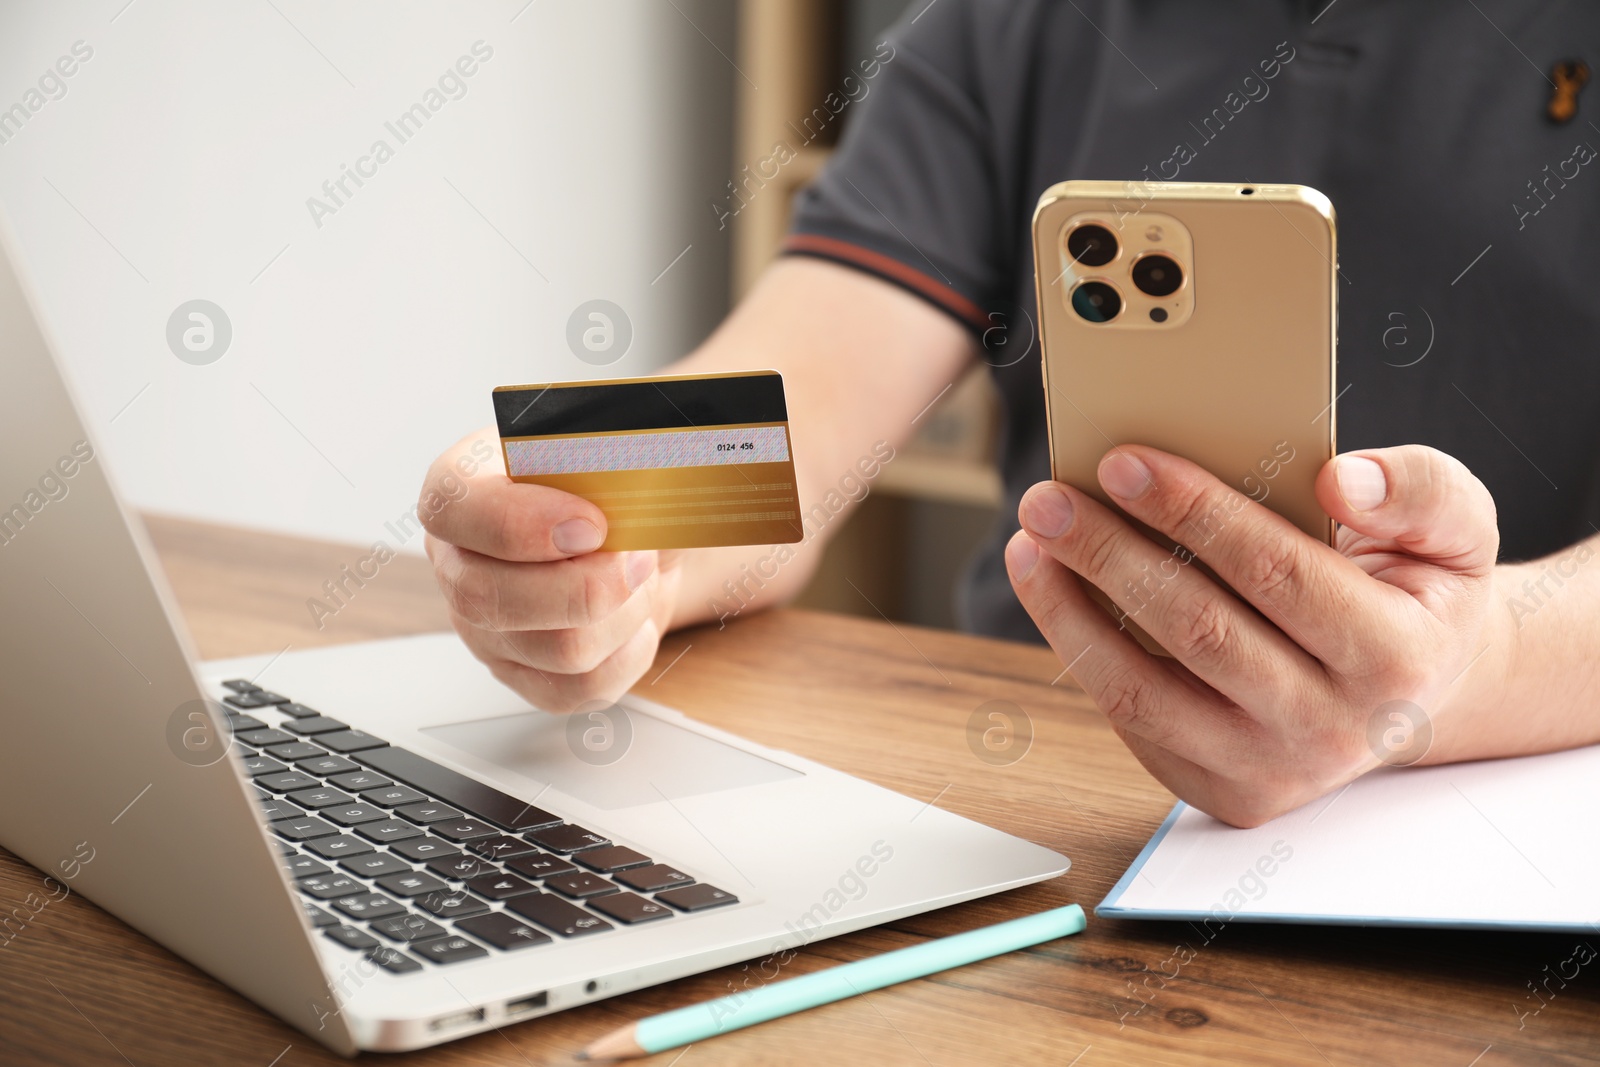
[{"left": 3, "top": 516, "right": 1596, "bottom": 1066}]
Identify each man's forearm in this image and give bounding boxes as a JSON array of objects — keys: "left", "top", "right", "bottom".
[
  {"left": 665, "top": 437, "right": 900, "bottom": 631},
  {"left": 1431, "top": 534, "right": 1600, "bottom": 763}
]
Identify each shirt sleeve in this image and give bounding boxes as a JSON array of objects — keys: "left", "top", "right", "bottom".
[{"left": 783, "top": 1, "right": 1007, "bottom": 332}]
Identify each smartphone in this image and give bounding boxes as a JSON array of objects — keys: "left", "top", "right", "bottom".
[{"left": 1031, "top": 180, "right": 1336, "bottom": 649}]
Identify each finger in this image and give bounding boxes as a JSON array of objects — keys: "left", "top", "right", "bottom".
[
  {"left": 1005, "top": 530, "right": 1248, "bottom": 766},
  {"left": 1316, "top": 445, "right": 1500, "bottom": 577},
  {"left": 428, "top": 536, "right": 657, "bottom": 631},
  {"left": 1016, "top": 480, "right": 1318, "bottom": 710},
  {"left": 1112, "top": 727, "right": 1309, "bottom": 828},
  {"left": 484, "top": 618, "right": 662, "bottom": 714},
  {"left": 477, "top": 579, "right": 657, "bottom": 675},
  {"left": 420, "top": 425, "right": 610, "bottom": 563},
  {"left": 1095, "top": 446, "right": 1387, "bottom": 669}
]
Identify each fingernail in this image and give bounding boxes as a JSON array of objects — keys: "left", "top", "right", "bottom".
[
  {"left": 1100, "top": 452, "right": 1152, "bottom": 501},
  {"left": 553, "top": 518, "right": 603, "bottom": 555},
  {"left": 1006, "top": 534, "right": 1041, "bottom": 580},
  {"left": 1021, "top": 485, "right": 1075, "bottom": 538},
  {"left": 1336, "top": 456, "right": 1388, "bottom": 511},
  {"left": 624, "top": 551, "right": 656, "bottom": 591}
]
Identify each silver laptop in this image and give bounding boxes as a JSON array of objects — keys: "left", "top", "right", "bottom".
[{"left": 0, "top": 215, "right": 1067, "bottom": 1054}]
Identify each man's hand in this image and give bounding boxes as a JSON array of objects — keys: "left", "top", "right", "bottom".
[
  {"left": 1006, "top": 444, "right": 1514, "bottom": 827},
  {"left": 420, "top": 427, "right": 680, "bottom": 712}
]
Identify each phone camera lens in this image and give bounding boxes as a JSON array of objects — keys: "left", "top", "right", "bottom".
[
  {"left": 1066, "top": 224, "right": 1117, "bottom": 267},
  {"left": 1132, "top": 254, "right": 1183, "bottom": 297},
  {"left": 1070, "top": 281, "right": 1122, "bottom": 323}
]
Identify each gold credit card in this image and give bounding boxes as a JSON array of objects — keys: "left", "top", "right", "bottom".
[{"left": 492, "top": 370, "right": 803, "bottom": 551}]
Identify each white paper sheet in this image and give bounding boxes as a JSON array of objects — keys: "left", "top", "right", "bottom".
[{"left": 1098, "top": 745, "right": 1600, "bottom": 931}]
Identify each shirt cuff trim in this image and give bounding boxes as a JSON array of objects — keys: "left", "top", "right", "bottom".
[{"left": 780, "top": 234, "right": 990, "bottom": 330}]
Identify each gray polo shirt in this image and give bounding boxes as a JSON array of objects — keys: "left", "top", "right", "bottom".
[{"left": 787, "top": 0, "right": 1600, "bottom": 643}]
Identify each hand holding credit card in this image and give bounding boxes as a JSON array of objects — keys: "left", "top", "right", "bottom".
[{"left": 492, "top": 370, "right": 803, "bottom": 551}]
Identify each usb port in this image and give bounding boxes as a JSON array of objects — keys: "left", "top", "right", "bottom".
[
  {"left": 428, "top": 1007, "right": 485, "bottom": 1032},
  {"left": 505, "top": 992, "right": 548, "bottom": 1017}
]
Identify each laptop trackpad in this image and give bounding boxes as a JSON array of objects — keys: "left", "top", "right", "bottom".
[{"left": 420, "top": 708, "right": 802, "bottom": 811}]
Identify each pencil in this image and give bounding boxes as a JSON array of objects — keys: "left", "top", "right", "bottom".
[{"left": 576, "top": 903, "right": 1086, "bottom": 1060}]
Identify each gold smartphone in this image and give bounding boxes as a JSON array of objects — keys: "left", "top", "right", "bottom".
[{"left": 1031, "top": 180, "right": 1337, "bottom": 650}]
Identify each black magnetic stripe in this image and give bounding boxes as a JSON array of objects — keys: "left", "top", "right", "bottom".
[{"left": 493, "top": 374, "right": 787, "bottom": 437}]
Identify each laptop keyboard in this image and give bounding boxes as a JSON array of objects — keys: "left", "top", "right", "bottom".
[{"left": 217, "top": 680, "right": 738, "bottom": 975}]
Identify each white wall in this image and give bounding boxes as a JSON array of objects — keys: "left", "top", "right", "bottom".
[{"left": 0, "top": 0, "right": 734, "bottom": 550}]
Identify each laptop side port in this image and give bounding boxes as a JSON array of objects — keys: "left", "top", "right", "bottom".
[
  {"left": 428, "top": 1007, "right": 486, "bottom": 1032},
  {"left": 505, "top": 992, "right": 549, "bottom": 1017}
]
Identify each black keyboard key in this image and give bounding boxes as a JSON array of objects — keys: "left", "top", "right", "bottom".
[
  {"left": 466, "top": 835, "right": 538, "bottom": 861},
  {"left": 256, "top": 770, "right": 318, "bottom": 792},
  {"left": 266, "top": 742, "right": 328, "bottom": 761},
  {"left": 412, "top": 934, "right": 490, "bottom": 965},
  {"left": 371, "top": 914, "right": 448, "bottom": 942},
  {"left": 283, "top": 716, "right": 349, "bottom": 736},
  {"left": 390, "top": 837, "right": 460, "bottom": 862},
  {"left": 301, "top": 902, "right": 340, "bottom": 927},
  {"left": 237, "top": 728, "right": 296, "bottom": 747},
  {"left": 316, "top": 729, "right": 387, "bottom": 754},
  {"left": 322, "top": 804, "right": 390, "bottom": 827},
  {"left": 226, "top": 714, "right": 268, "bottom": 733},
  {"left": 354, "top": 746, "right": 560, "bottom": 831},
  {"left": 355, "top": 819, "right": 424, "bottom": 844},
  {"left": 338, "top": 853, "right": 412, "bottom": 878},
  {"left": 657, "top": 883, "right": 739, "bottom": 912},
  {"left": 525, "top": 824, "right": 610, "bottom": 854},
  {"left": 281, "top": 853, "right": 330, "bottom": 879},
  {"left": 574, "top": 846, "right": 652, "bottom": 873},
  {"left": 431, "top": 820, "right": 497, "bottom": 843},
  {"left": 221, "top": 679, "right": 260, "bottom": 693},
  {"left": 271, "top": 816, "right": 338, "bottom": 842},
  {"left": 505, "top": 893, "right": 613, "bottom": 937},
  {"left": 589, "top": 892, "right": 674, "bottom": 925},
  {"left": 303, "top": 835, "right": 376, "bottom": 860},
  {"left": 330, "top": 770, "right": 391, "bottom": 791},
  {"left": 324, "top": 925, "right": 379, "bottom": 950},
  {"left": 395, "top": 802, "right": 463, "bottom": 825},
  {"left": 505, "top": 852, "right": 576, "bottom": 880},
  {"left": 426, "top": 854, "right": 500, "bottom": 881},
  {"left": 224, "top": 690, "right": 289, "bottom": 709},
  {"left": 414, "top": 890, "right": 490, "bottom": 919},
  {"left": 331, "top": 893, "right": 406, "bottom": 920},
  {"left": 275, "top": 839, "right": 297, "bottom": 856},
  {"left": 259, "top": 797, "right": 304, "bottom": 822},
  {"left": 614, "top": 864, "right": 693, "bottom": 893},
  {"left": 360, "top": 785, "right": 426, "bottom": 808},
  {"left": 545, "top": 872, "right": 618, "bottom": 899},
  {"left": 297, "top": 873, "right": 362, "bottom": 900},
  {"left": 297, "top": 755, "right": 360, "bottom": 777},
  {"left": 375, "top": 872, "right": 450, "bottom": 899},
  {"left": 240, "top": 756, "right": 288, "bottom": 778},
  {"left": 287, "top": 787, "right": 356, "bottom": 810},
  {"left": 277, "top": 702, "right": 322, "bottom": 718},
  {"left": 453, "top": 912, "right": 551, "bottom": 951},
  {"left": 464, "top": 872, "right": 539, "bottom": 901},
  {"left": 365, "top": 945, "right": 423, "bottom": 974}
]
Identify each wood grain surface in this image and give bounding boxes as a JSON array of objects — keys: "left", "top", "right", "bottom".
[{"left": 1, "top": 514, "right": 1594, "bottom": 1066}]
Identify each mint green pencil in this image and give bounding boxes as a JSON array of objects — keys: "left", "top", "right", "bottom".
[{"left": 577, "top": 904, "right": 1087, "bottom": 1060}]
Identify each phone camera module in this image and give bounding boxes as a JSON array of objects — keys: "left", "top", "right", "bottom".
[
  {"left": 1132, "top": 254, "right": 1183, "bottom": 297},
  {"left": 1066, "top": 224, "right": 1118, "bottom": 267},
  {"left": 1070, "top": 280, "right": 1122, "bottom": 323}
]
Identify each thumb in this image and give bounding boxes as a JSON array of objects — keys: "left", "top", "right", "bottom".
[{"left": 1316, "top": 445, "right": 1499, "bottom": 576}]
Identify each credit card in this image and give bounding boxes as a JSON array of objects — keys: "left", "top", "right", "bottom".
[{"left": 492, "top": 370, "right": 803, "bottom": 551}]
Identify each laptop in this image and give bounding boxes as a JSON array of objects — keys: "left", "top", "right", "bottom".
[{"left": 0, "top": 216, "right": 1069, "bottom": 1053}]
